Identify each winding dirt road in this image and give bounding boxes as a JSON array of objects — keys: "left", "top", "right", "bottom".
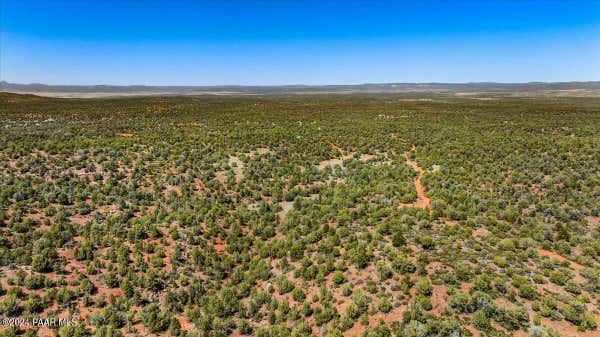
[
  {"left": 328, "top": 142, "right": 349, "bottom": 158},
  {"left": 398, "top": 144, "right": 431, "bottom": 214}
]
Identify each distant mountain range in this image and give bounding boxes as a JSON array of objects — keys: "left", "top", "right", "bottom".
[{"left": 2, "top": 81, "right": 600, "bottom": 98}]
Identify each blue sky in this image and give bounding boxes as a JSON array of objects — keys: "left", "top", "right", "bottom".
[{"left": 1, "top": 0, "right": 599, "bottom": 85}]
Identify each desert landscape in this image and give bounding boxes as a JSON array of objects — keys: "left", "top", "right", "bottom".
[
  {"left": 0, "top": 92, "right": 598, "bottom": 337},
  {"left": 2, "top": 1, "right": 599, "bottom": 336}
]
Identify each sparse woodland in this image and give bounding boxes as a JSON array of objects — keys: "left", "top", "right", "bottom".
[{"left": 0, "top": 93, "right": 598, "bottom": 337}]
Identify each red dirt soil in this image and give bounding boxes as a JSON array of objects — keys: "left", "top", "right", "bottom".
[
  {"left": 537, "top": 249, "right": 584, "bottom": 271},
  {"left": 342, "top": 306, "right": 406, "bottom": 337},
  {"left": 329, "top": 142, "right": 349, "bottom": 158},
  {"left": 398, "top": 145, "right": 431, "bottom": 214},
  {"left": 214, "top": 243, "right": 226, "bottom": 252}
]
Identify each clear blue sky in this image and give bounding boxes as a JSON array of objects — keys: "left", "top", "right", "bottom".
[{"left": 1, "top": 0, "right": 599, "bottom": 85}]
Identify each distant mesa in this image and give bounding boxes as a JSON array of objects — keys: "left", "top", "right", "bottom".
[{"left": 1, "top": 80, "right": 600, "bottom": 98}]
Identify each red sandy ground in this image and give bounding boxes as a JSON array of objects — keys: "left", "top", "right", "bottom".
[
  {"left": 537, "top": 249, "right": 584, "bottom": 271},
  {"left": 329, "top": 142, "right": 349, "bottom": 158},
  {"left": 398, "top": 145, "right": 431, "bottom": 214}
]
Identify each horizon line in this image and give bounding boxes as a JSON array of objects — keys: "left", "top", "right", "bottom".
[{"left": 2, "top": 80, "right": 600, "bottom": 88}]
